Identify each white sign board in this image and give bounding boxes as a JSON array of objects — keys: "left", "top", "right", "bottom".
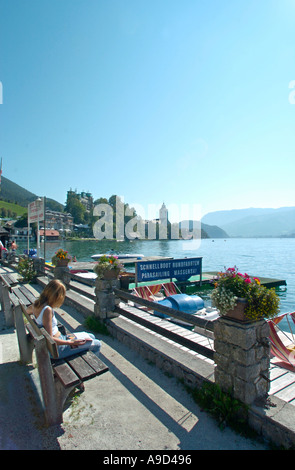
[{"left": 28, "top": 198, "right": 44, "bottom": 224}]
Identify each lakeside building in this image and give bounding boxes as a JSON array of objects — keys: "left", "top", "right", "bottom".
[
  {"left": 39, "top": 229, "right": 60, "bottom": 241},
  {"left": 44, "top": 209, "right": 74, "bottom": 233},
  {"left": 3, "top": 220, "right": 33, "bottom": 242},
  {"left": 3, "top": 209, "right": 74, "bottom": 243}
]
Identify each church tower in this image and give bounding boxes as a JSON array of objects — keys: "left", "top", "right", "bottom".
[{"left": 159, "top": 202, "right": 168, "bottom": 224}]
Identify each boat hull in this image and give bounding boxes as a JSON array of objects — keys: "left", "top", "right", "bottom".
[{"left": 91, "top": 253, "right": 144, "bottom": 260}]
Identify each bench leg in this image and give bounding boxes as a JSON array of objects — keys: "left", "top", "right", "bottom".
[
  {"left": 34, "top": 335, "right": 62, "bottom": 426},
  {"left": 1, "top": 284, "right": 14, "bottom": 328},
  {"left": 53, "top": 380, "right": 76, "bottom": 425},
  {"left": 14, "top": 304, "right": 34, "bottom": 364}
]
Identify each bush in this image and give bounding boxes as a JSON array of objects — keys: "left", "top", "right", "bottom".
[{"left": 17, "top": 258, "right": 37, "bottom": 283}]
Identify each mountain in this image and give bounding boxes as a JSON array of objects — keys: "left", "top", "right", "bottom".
[
  {"left": 202, "top": 207, "right": 295, "bottom": 237},
  {"left": 0, "top": 176, "right": 64, "bottom": 212},
  {"left": 180, "top": 220, "right": 229, "bottom": 238}
]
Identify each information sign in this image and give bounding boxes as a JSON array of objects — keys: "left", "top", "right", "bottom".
[
  {"left": 28, "top": 198, "right": 44, "bottom": 224},
  {"left": 136, "top": 257, "right": 202, "bottom": 283}
]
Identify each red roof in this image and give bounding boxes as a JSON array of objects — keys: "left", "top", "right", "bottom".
[{"left": 39, "top": 230, "right": 59, "bottom": 236}]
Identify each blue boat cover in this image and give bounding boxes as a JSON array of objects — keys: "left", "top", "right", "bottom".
[{"left": 153, "top": 293, "right": 204, "bottom": 319}]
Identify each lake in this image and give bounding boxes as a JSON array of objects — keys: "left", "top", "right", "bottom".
[{"left": 16, "top": 237, "right": 295, "bottom": 331}]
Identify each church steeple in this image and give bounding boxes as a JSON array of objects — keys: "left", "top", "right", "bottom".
[{"left": 159, "top": 202, "right": 168, "bottom": 223}]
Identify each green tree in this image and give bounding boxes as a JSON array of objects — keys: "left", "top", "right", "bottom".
[{"left": 67, "top": 198, "right": 86, "bottom": 224}]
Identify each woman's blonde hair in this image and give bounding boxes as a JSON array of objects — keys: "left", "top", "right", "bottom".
[{"left": 34, "top": 279, "right": 66, "bottom": 309}]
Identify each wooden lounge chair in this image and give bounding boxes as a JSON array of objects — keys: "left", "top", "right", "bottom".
[
  {"left": 131, "top": 284, "right": 163, "bottom": 310},
  {"left": 148, "top": 284, "right": 163, "bottom": 298},
  {"left": 161, "top": 282, "right": 181, "bottom": 297},
  {"left": 268, "top": 320, "right": 295, "bottom": 369},
  {"left": 272, "top": 312, "right": 295, "bottom": 342}
]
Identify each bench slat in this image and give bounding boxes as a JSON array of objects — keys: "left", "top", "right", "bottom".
[
  {"left": 9, "top": 292, "right": 19, "bottom": 307},
  {"left": 53, "top": 361, "right": 81, "bottom": 388},
  {"left": 12, "top": 287, "right": 31, "bottom": 306},
  {"left": 66, "top": 354, "right": 98, "bottom": 381},
  {"left": 82, "top": 351, "right": 109, "bottom": 376},
  {"left": 18, "top": 285, "right": 36, "bottom": 305}
]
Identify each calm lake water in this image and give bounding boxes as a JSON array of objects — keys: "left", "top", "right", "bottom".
[{"left": 17, "top": 237, "right": 295, "bottom": 330}]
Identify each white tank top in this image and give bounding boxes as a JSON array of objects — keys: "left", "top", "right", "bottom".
[{"left": 35, "top": 305, "right": 59, "bottom": 336}]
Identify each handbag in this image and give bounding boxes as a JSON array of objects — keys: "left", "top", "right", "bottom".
[{"left": 57, "top": 322, "right": 67, "bottom": 335}]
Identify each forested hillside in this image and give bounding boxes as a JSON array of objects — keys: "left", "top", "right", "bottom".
[{"left": 0, "top": 176, "right": 64, "bottom": 212}]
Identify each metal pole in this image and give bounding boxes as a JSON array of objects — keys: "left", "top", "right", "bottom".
[{"left": 43, "top": 196, "right": 46, "bottom": 261}]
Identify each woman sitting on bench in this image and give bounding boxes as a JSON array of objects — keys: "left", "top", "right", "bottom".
[{"left": 27, "top": 279, "right": 101, "bottom": 359}]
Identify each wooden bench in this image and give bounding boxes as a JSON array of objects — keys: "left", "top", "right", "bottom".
[
  {"left": 0, "top": 273, "right": 20, "bottom": 327},
  {"left": 3, "top": 284, "right": 109, "bottom": 426},
  {"left": 0, "top": 272, "right": 18, "bottom": 288},
  {"left": 0, "top": 275, "right": 35, "bottom": 327}
]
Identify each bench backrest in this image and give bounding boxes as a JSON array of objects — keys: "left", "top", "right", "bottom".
[
  {"left": 19, "top": 301, "right": 59, "bottom": 359},
  {"left": 0, "top": 274, "right": 13, "bottom": 290}
]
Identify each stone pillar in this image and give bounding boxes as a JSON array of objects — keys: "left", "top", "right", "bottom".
[
  {"left": 94, "top": 278, "right": 120, "bottom": 320},
  {"left": 53, "top": 266, "right": 71, "bottom": 289},
  {"left": 214, "top": 317, "right": 270, "bottom": 406},
  {"left": 33, "top": 257, "right": 45, "bottom": 276}
]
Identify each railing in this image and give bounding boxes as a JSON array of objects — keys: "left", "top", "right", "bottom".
[{"left": 113, "top": 288, "right": 215, "bottom": 360}]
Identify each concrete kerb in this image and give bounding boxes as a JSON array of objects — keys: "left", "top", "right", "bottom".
[{"left": 35, "top": 275, "right": 295, "bottom": 448}]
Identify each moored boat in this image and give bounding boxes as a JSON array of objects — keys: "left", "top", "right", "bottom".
[{"left": 91, "top": 251, "right": 144, "bottom": 261}]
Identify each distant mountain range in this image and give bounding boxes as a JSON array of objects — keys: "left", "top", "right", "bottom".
[
  {"left": 1, "top": 176, "right": 293, "bottom": 237},
  {"left": 180, "top": 220, "right": 229, "bottom": 239},
  {"left": 202, "top": 207, "right": 295, "bottom": 238}
]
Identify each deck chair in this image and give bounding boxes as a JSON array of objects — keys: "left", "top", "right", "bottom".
[
  {"left": 148, "top": 284, "right": 163, "bottom": 299},
  {"left": 268, "top": 320, "right": 295, "bottom": 369},
  {"left": 272, "top": 312, "right": 295, "bottom": 342},
  {"left": 162, "top": 282, "right": 181, "bottom": 297},
  {"left": 131, "top": 284, "right": 163, "bottom": 310},
  {"left": 133, "top": 285, "right": 162, "bottom": 301},
  {"left": 289, "top": 312, "right": 295, "bottom": 329}
]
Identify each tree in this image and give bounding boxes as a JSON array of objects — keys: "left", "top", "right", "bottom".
[
  {"left": 67, "top": 198, "right": 86, "bottom": 224},
  {"left": 65, "top": 190, "right": 86, "bottom": 224}
]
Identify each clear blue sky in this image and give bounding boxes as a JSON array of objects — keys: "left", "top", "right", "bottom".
[{"left": 0, "top": 0, "right": 295, "bottom": 222}]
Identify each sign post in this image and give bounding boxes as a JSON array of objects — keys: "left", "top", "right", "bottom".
[{"left": 28, "top": 197, "right": 45, "bottom": 257}]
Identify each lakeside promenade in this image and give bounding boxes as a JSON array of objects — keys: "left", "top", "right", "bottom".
[{"left": 0, "top": 282, "right": 269, "bottom": 451}]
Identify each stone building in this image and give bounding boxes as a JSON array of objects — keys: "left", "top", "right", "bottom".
[{"left": 44, "top": 209, "right": 74, "bottom": 233}]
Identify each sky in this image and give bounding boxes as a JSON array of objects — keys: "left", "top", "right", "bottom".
[{"left": 0, "top": 0, "right": 295, "bottom": 223}]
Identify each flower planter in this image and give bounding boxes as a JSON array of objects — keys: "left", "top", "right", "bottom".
[
  {"left": 224, "top": 298, "right": 251, "bottom": 322},
  {"left": 56, "top": 259, "right": 69, "bottom": 267},
  {"left": 102, "top": 268, "right": 120, "bottom": 280}
]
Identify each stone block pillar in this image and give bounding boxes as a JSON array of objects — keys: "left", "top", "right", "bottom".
[
  {"left": 33, "top": 257, "right": 45, "bottom": 276},
  {"left": 94, "top": 278, "right": 120, "bottom": 320},
  {"left": 214, "top": 317, "right": 270, "bottom": 405},
  {"left": 53, "top": 266, "right": 71, "bottom": 289}
]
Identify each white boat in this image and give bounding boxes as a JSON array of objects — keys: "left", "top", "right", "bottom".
[{"left": 91, "top": 252, "right": 144, "bottom": 261}]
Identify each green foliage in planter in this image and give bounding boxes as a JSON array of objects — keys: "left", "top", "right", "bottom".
[
  {"left": 93, "top": 255, "right": 123, "bottom": 279},
  {"left": 211, "top": 266, "right": 280, "bottom": 320},
  {"left": 17, "top": 258, "right": 37, "bottom": 283}
]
